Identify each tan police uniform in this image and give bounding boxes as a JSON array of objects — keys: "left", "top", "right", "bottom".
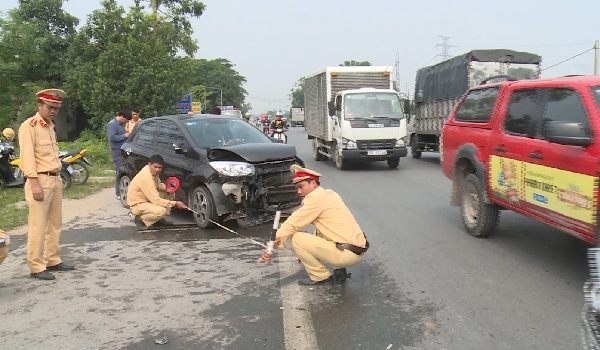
[
  {"left": 0, "top": 230, "right": 9, "bottom": 265},
  {"left": 125, "top": 117, "right": 141, "bottom": 134},
  {"left": 127, "top": 164, "right": 175, "bottom": 226},
  {"left": 18, "top": 89, "right": 65, "bottom": 273},
  {"left": 275, "top": 167, "right": 367, "bottom": 282}
]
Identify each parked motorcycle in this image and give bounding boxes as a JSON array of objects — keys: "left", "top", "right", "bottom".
[
  {"left": 0, "top": 141, "right": 73, "bottom": 190},
  {"left": 272, "top": 127, "right": 287, "bottom": 143},
  {"left": 59, "top": 148, "right": 91, "bottom": 185}
]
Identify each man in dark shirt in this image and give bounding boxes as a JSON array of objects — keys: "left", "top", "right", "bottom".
[{"left": 107, "top": 110, "right": 132, "bottom": 199}]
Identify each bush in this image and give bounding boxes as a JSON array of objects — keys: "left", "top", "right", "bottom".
[{"left": 59, "top": 129, "right": 113, "bottom": 173}]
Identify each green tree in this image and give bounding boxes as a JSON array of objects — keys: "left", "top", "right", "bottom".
[
  {"left": 289, "top": 78, "right": 304, "bottom": 108},
  {"left": 64, "top": 0, "right": 201, "bottom": 128},
  {"left": 339, "top": 60, "right": 371, "bottom": 66},
  {"left": 0, "top": 0, "right": 78, "bottom": 127},
  {"left": 190, "top": 58, "right": 247, "bottom": 112}
]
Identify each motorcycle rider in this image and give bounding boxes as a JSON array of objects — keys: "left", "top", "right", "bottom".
[
  {"left": 260, "top": 115, "right": 271, "bottom": 135},
  {"left": 0, "top": 128, "right": 17, "bottom": 185},
  {"left": 270, "top": 112, "right": 287, "bottom": 137}
]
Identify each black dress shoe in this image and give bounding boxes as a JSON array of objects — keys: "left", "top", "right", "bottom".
[
  {"left": 30, "top": 271, "right": 56, "bottom": 280},
  {"left": 134, "top": 216, "right": 148, "bottom": 231},
  {"left": 46, "top": 262, "right": 75, "bottom": 271},
  {"left": 156, "top": 218, "right": 174, "bottom": 226},
  {"left": 297, "top": 276, "right": 333, "bottom": 286},
  {"left": 333, "top": 268, "right": 350, "bottom": 283}
]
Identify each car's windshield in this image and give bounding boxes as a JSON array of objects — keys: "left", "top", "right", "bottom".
[
  {"left": 183, "top": 118, "right": 273, "bottom": 148},
  {"left": 221, "top": 110, "right": 242, "bottom": 119},
  {"left": 593, "top": 86, "right": 600, "bottom": 110},
  {"left": 344, "top": 92, "right": 404, "bottom": 120}
]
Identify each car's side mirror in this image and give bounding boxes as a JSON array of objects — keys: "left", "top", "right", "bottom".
[
  {"left": 173, "top": 143, "right": 188, "bottom": 154},
  {"left": 544, "top": 121, "right": 592, "bottom": 147},
  {"left": 328, "top": 101, "right": 335, "bottom": 116}
]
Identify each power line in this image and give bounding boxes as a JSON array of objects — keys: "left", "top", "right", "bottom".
[{"left": 541, "top": 47, "right": 594, "bottom": 72}]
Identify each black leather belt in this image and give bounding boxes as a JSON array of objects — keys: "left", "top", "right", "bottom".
[
  {"left": 336, "top": 240, "right": 369, "bottom": 255},
  {"left": 37, "top": 171, "right": 59, "bottom": 176}
]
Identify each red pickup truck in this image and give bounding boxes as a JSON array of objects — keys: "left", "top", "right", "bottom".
[{"left": 441, "top": 76, "right": 600, "bottom": 244}]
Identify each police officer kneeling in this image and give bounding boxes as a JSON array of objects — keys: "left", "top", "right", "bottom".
[
  {"left": 127, "top": 155, "right": 187, "bottom": 230},
  {"left": 269, "top": 165, "right": 369, "bottom": 285}
]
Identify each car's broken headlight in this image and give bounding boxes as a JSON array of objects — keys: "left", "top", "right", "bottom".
[{"left": 210, "top": 161, "right": 255, "bottom": 177}]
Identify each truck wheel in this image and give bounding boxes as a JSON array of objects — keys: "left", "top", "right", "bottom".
[
  {"left": 334, "top": 144, "right": 348, "bottom": 170},
  {"left": 387, "top": 157, "right": 400, "bottom": 169},
  {"left": 190, "top": 186, "right": 218, "bottom": 228},
  {"left": 313, "top": 138, "right": 326, "bottom": 161},
  {"left": 460, "top": 174, "right": 499, "bottom": 237},
  {"left": 411, "top": 137, "right": 422, "bottom": 159}
]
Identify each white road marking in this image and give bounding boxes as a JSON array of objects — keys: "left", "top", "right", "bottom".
[{"left": 278, "top": 251, "right": 319, "bottom": 350}]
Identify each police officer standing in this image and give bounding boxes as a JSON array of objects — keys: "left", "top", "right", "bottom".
[
  {"left": 107, "top": 110, "right": 131, "bottom": 200},
  {"left": 18, "top": 89, "right": 75, "bottom": 280},
  {"left": 262, "top": 165, "right": 369, "bottom": 285}
]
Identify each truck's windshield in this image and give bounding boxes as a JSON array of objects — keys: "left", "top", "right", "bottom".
[
  {"left": 344, "top": 92, "right": 404, "bottom": 120},
  {"left": 593, "top": 86, "right": 600, "bottom": 110}
]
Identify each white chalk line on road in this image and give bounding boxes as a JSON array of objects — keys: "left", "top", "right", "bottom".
[{"left": 278, "top": 251, "right": 319, "bottom": 350}]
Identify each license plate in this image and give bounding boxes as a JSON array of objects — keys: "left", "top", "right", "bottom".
[
  {"left": 367, "top": 150, "right": 387, "bottom": 156},
  {"left": 67, "top": 165, "right": 74, "bottom": 174}
]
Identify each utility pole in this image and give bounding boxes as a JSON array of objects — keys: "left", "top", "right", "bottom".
[
  {"left": 436, "top": 35, "right": 455, "bottom": 62},
  {"left": 394, "top": 52, "right": 401, "bottom": 92},
  {"left": 595, "top": 40, "right": 600, "bottom": 75}
]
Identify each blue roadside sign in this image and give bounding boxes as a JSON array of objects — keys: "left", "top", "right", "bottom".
[{"left": 176, "top": 94, "right": 192, "bottom": 113}]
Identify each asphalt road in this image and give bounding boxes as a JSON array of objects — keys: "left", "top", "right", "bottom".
[{"left": 0, "top": 127, "right": 590, "bottom": 349}]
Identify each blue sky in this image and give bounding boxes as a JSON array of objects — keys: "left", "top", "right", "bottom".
[{"left": 1, "top": 0, "right": 599, "bottom": 113}]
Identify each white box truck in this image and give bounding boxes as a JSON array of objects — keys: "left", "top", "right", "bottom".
[
  {"left": 304, "top": 66, "right": 408, "bottom": 169},
  {"left": 290, "top": 107, "right": 305, "bottom": 127}
]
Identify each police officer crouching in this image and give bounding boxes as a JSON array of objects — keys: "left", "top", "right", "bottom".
[
  {"left": 266, "top": 165, "right": 369, "bottom": 285},
  {"left": 19, "top": 88, "right": 75, "bottom": 280},
  {"left": 127, "top": 155, "right": 188, "bottom": 230}
]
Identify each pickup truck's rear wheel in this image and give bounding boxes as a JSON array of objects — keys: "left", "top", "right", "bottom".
[
  {"left": 460, "top": 174, "right": 499, "bottom": 237},
  {"left": 312, "top": 138, "right": 326, "bottom": 161}
]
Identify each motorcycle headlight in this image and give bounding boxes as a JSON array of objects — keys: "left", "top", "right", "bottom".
[
  {"left": 394, "top": 139, "right": 405, "bottom": 148},
  {"left": 342, "top": 138, "right": 357, "bottom": 150},
  {"left": 210, "top": 161, "right": 255, "bottom": 177}
]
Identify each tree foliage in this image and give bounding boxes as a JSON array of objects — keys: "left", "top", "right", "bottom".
[
  {"left": 64, "top": 0, "right": 197, "bottom": 128},
  {"left": 289, "top": 78, "right": 304, "bottom": 108},
  {"left": 339, "top": 60, "right": 371, "bottom": 66},
  {"left": 190, "top": 58, "right": 247, "bottom": 112},
  {"left": 0, "top": 0, "right": 78, "bottom": 127}
]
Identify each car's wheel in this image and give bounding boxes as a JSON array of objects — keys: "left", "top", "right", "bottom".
[
  {"left": 387, "top": 157, "right": 400, "bottom": 169},
  {"left": 411, "top": 136, "right": 422, "bottom": 159},
  {"left": 60, "top": 169, "right": 72, "bottom": 191},
  {"left": 313, "top": 138, "right": 326, "bottom": 161},
  {"left": 460, "top": 173, "right": 499, "bottom": 237},
  {"left": 119, "top": 175, "right": 131, "bottom": 208},
  {"left": 334, "top": 143, "right": 348, "bottom": 170},
  {"left": 190, "top": 185, "right": 218, "bottom": 228},
  {"left": 71, "top": 161, "right": 90, "bottom": 185}
]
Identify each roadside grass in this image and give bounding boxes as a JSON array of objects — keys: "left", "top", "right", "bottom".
[{"left": 0, "top": 130, "right": 115, "bottom": 231}]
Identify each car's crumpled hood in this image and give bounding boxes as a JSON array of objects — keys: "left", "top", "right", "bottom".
[{"left": 208, "top": 143, "right": 297, "bottom": 163}]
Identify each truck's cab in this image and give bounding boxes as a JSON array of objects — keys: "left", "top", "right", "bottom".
[{"left": 328, "top": 88, "right": 408, "bottom": 169}]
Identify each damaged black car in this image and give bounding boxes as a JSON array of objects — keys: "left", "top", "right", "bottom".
[{"left": 117, "top": 114, "right": 304, "bottom": 228}]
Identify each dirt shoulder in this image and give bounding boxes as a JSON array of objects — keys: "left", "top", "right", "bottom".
[{"left": 8, "top": 187, "right": 117, "bottom": 236}]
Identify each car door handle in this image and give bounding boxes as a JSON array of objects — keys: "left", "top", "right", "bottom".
[
  {"left": 494, "top": 145, "right": 506, "bottom": 153},
  {"left": 528, "top": 151, "right": 543, "bottom": 160}
]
